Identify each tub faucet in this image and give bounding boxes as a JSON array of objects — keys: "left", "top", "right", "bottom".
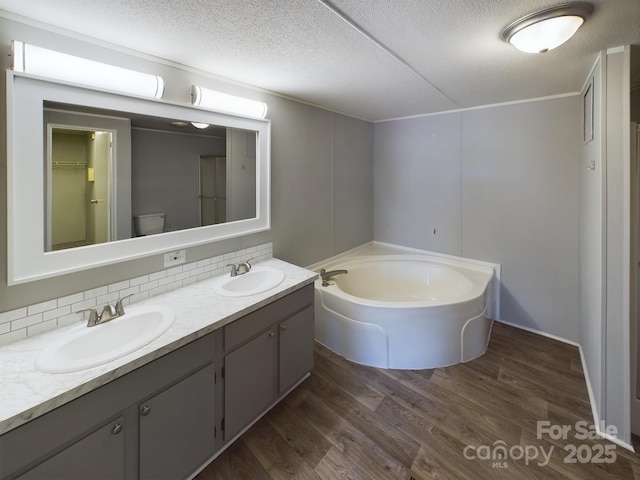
[{"left": 320, "top": 268, "right": 348, "bottom": 287}]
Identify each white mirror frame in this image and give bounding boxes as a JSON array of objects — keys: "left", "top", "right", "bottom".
[{"left": 6, "top": 72, "right": 271, "bottom": 285}]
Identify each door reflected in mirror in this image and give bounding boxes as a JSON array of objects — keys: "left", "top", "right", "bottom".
[
  {"left": 45, "top": 103, "right": 257, "bottom": 252},
  {"left": 49, "top": 128, "right": 113, "bottom": 250}
]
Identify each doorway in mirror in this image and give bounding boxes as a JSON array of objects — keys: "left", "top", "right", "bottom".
[{"left": 49, "top": 128, "right": 113, "bottom": 251}]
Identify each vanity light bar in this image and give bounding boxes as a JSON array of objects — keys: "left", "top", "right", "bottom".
[
  {"left": 11, "top": 40, "right": 165, "bottom": 99},
  {"left": 191, "top": 85, "right": 268, "bottom": 119}
]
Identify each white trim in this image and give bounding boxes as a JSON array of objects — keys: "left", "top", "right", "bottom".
[
  {"left": 581, "top": 52, "right": 603, "bottom": 93},
  {"left": 607, "top": 46, "right": 625, "bottom": 55},
  {"left": 375, "top": 91, "right": 581, "bottom": 123},
  {"left": 6, "top": 71, "right": 271, "bottom": 285},
  {"left": 495, "top": 318, "right": 580, "bottom": 347},
  {"left": 496, "top": 319, "right": 635, "bottom": 452}
]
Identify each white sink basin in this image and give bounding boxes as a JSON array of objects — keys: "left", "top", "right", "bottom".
[
  {"left": 35, "top": 305, "right": 175, "bottom": 374},
  {"left": 213, "top": 265, "right": 285, "bottom": 297}
]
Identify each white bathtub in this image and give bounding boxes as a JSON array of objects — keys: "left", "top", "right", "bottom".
[{"left": 313, "top": 246, "right": 500, "bottom": 369}]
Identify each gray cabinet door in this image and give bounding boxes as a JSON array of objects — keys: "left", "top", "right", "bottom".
[
  {"left": 279, "top": 307, "right": 314, "bottom": 395},
  {"left": 224, "top": 329, "right": 277, "bottom": 439},
  {"left": 139, "top": 363, "right": 216, "bottom": 480},
  {"left": 18, "top": 417, "right": 125, "bottom": 480}
]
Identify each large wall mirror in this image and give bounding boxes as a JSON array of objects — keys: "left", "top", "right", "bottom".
[{"left": 7, "top": 73, "right": 271, "bottom": 285}]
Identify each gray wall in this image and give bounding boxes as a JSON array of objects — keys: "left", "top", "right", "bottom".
[
  {"left": 269, "top": 99, "right": 373, "bottom": 267},
  {"left": 374, "top": 96, "right": 581, "bottom": 343},
  {"left": 0, "top": 16, "right": 373, "bottom": 311},
  {"left": 131, "top": 129, "right": 226, "bottom": 231}
]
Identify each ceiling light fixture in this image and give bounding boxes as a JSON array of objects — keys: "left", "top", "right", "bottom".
[
  {"left": 501, "top": 2, "right": 594, "bottom": 53},
  {"left": 191, "top": 85, "right": 268, "bottom": 119},
  {"left": 191, "top": 122, "right": 210, "bottom": 129},
  {"left": 10, "top": 40, "right": 165, "bottom": 98}
]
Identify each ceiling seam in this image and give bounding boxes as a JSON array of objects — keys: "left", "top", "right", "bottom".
[{"left": 316, "top": 0, "right": 461, "bottom": 108}]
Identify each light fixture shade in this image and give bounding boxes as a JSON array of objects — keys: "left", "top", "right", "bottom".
[
  {"left": 11, "top": 40, "right": 164, "bottom": 98},
  {"left": 191, "top": 85, "right": 268, "bottom": 118},
  {"left": 501, "top": 3, "right": 594, "bottom": 53}
]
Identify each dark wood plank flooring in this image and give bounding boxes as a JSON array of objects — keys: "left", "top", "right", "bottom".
[{"left": 196, "top": 322, "right": 640, "bottom": 479}]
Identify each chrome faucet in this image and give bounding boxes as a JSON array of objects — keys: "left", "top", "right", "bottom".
[
  {"left": 320, "top": 268, "right": 348, "bottom": 286},
  {"left": 226, "top": 258, "right": 253, "bottom": 277},
  {"left": 77, "top": 294, "right": 134, "bottom": 327}
]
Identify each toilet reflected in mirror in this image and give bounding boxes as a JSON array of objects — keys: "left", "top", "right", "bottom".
[{"left": 134, "top": 213, "right": 165, "bottom": 236}]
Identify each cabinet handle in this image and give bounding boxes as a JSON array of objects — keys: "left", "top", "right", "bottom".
[
  {"left": 280, "top": 324, "right": 287, "bottom": 331},
  {"left": 268, "top": 331, "right": 275, "bottom": 338},
  {"left": 112, "top": 423, "right": 123, "bottom": 435},
  {"left": 141, "top": 405, "right": 151, "bottom": 416}
]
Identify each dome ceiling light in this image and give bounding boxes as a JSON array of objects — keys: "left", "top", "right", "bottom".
[{"left": 501, "top": 2, "right": 594, "bottom": 53}]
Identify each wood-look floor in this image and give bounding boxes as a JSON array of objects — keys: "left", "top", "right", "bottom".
[{"left": 196, "top": 322, "right": 640, "bottom": 479}]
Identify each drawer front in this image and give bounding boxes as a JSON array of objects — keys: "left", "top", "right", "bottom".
[{"left": 224, "top": 284, "right": 313, "bottom": 351}]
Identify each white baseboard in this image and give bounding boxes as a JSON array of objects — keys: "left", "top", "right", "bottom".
[{"left": 495, "top": 319, "right": 635, "bottom": 452}]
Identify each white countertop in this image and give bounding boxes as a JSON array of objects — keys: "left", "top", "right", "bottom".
[{"left": 0, "top": 258, "right": 317, "bottom": 436}]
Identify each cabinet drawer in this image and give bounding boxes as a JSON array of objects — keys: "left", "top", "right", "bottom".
[
  {"left": 224, "top": 285, "right": 313, "bottom": 351},
  {"left": 17, "top": 417, "right": 125, "bottom": 480}
]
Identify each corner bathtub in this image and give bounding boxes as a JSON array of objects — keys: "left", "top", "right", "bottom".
[{"left": 314, "top": 252, "right": 499, "bottom": 369}]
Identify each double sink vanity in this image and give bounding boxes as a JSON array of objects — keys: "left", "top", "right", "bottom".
[
  {"left": 1, "top": 58, "right": 317, "bottom": 479},
  {"left": 0, "top": 259, "right": 317, "bottom": 479}
]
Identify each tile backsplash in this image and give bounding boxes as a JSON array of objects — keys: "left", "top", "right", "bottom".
[{"left": 0, "top": 242, "right": 273, "bottom": 345}]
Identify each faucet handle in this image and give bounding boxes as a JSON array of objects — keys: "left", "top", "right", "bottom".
[
  {"left": 226, "top": 264, "right": 238, "bottom": 277},
  {"left": 237, "top": 258, "right": 254, "bottom": 274},
  {"left": 77, "top": 308, "right": 99, "bottom": 327},
  {"left": 115, "top": 294, "right": 134, "bottom": 316}
]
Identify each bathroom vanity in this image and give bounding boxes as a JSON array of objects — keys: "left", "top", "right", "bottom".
[{"left": 0, "top": 259, "right": 316, "bottom": 480}]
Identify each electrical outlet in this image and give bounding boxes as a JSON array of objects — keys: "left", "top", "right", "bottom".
[{"left": 164, "top": 249, "right": 185, "bottom": 268}]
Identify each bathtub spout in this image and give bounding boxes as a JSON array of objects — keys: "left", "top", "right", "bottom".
[{"left": 320, "top": 268, "right": 348, "bottom": 286}]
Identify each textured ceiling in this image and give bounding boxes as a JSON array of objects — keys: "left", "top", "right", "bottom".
[{"left": 0, "top": 0, "right": 638, "bottom": 121}]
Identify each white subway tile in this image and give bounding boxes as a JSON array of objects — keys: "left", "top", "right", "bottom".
[
  {"left": 118, "top": 287, "right": 140, "bottom": 298},
  {"left": 43, "top": 306, "right": 71, "bottom": 322},
  {"left": 12, "top": 314, "right": 43, "bottom": 330},
  {"left": 165, "top": 265, "right": 183, "bottom": 277},
  {"left": 58, "top": 313, "right": 81, "bottom": 327},
  {"left": 139, "top": 280, "right": 159, "bottom": 292},
  {"left": 28, "top": 319, "right": 58, "bottom": 337},
  {"left": 96, "top": 293, "right": 119, "bottom": 306},
  {"left": 108, "top": 280, "right": 130, "bottom": 293},
  {"left": 57, "top": 292, "right": 84, "bottom": 307},
  {"left": 0, "top": 308, "right": 27, "bottom": 325},
  {"left": 183, "top": 276, "right": 199, "bottom": 287},
  {"left": 149, "top": 270, "right": 167, "bottom": 281},
  {"left": 27, "top": 299, "right": 58, "bottom": 316},
  {"left": 197, "top": 258, "right": 212, "bottom": 268},
  {"left": 0, "top": 329, "right": 27, "bottom": 345},
  {"left": 158, "top": 276, "right": 176, "bottom": 287},
  {"left": 174, "top": 271, "right": 191, "bottom": 282},
  {"left": 165, "top": 280, "right": 183, "bottom": 292},
  {"left": 183, "top": 262, "right": 198, "bottom": 272},
  {"left": 130, "top": 275, "right": 150, "bottom": 287},
  {"left": 0, "top": 242, "right": 273, "bottom": 343},
  {"left": 149, "top": 286, "right": 167, "bottom": 297},
  {"left": 72, "top": 298, "right": 97, "bottom": 312}
]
